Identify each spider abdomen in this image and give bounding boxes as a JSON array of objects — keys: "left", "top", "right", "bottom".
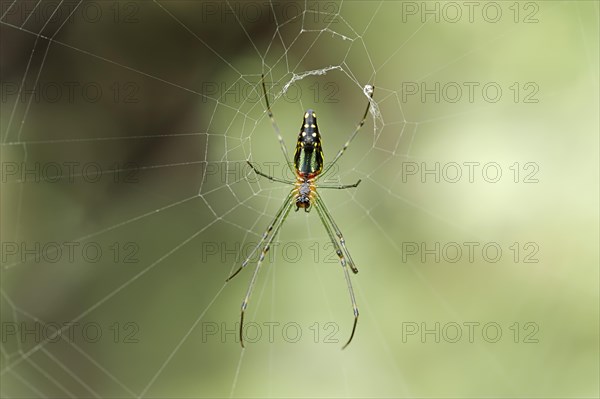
[{"left": 294, "top": 109, "right": 324, "bottom": 177}]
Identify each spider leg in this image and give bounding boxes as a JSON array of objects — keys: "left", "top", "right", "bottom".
[
  {"left": 313, "top": 194, "right": 359, "bottom": 349},
  {"left": 236, "top": 198, "right": 294, "bottom": 348},
  {"left": 317, "top": 179, "right": 361, "bottom": 190},
  {"left": 226, "top": 190, "right": 295, "bottom": 282},
  {"left": 321, "top": 85, "right": 374, "bottom": 178},
  {"left": 314, "top": 193, "right": 359, "bottom": 274},
  {"left": 246, "top": 161, "right": 295, "bottom": 186},
  {"left": 261, "top": 74, "right": 295, "bottom": 173}
]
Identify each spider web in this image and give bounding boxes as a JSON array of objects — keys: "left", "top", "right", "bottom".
[{"left": 1, "top": 1, "right": 599, "bottom": 398}]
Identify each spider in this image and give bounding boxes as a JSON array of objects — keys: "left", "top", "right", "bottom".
[{"left": 226, "top": 75, "right": 374, "bottom": 349}]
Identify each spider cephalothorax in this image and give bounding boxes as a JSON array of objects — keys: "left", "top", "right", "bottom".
[{"left": 294, "top": 179, "right": 314, "bottom": 212}]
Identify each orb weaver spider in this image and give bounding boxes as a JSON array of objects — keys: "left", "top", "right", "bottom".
[{"left": 226, "top": 75, "right": 374, "bottom": 349}]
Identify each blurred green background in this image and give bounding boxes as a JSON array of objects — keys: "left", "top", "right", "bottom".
[{"left": 1, "top": 1, "right": 598, "bottom": 397}]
